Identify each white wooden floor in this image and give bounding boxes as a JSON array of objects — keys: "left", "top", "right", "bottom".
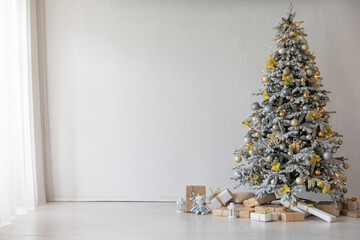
[{"left": 0, "top": 202, "right": 359, "bottom": 240}]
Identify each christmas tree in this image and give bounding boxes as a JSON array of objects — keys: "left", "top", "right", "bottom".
[{"left": 233, "top": 5, "right": 348, "bottom": 205}]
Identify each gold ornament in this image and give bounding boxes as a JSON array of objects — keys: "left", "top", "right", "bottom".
[
  {"left": 283, "top": 67, "right": 291, "bottom": 76},
  {"left": 315, "top": 169, "right": 321, "bottom": 175},
  {"left": 338, "top": 140, "right": 343, "bottom": 145},
  {"left": 343, "top": 163, "right": 349, "bottom": 169},
  {"left": 254, "top": 132, "right": 261, "bottom": 138},
  {"left": 300, "top": 77, "right": 306, "bottom": 83},
  {"left": 267, "top": 132, "right": 280, "bottom": 146},
  {"left": 291, "top": 119, "right": 299, "bottom": 127},
  {"left": 313, "top": 94, "right": 321, "bottom": 102},
  {"left": 252, "top": 116, "right": 260, "bottom": 122},
  {"left": 254, "top": 200, "right": 260, "bottom": 206},
  {"left": 309, "top": 153, "right": 321, "bottom": 167},
  {"left": 318, "top": 131, "right": 325, "bottom": 137},
  {"left": 295, "top": 22, "right": 300, "bottom": 27},
  {"left": 290, "top": 139, "right": 302, "bottom": 151},
  {"left": 267, "top": 155, "right": 273, "bottom": 162},
  {"left": 304, "top": 92, "right": 309, "bottom": 98},
  {"left": 283, "top": 23, "right": 289, "bottom": 28},
  {"left": 234, "top": 155, "right": 242, "bottom": 163},
  {"left": 301, "top": 44, "right": 309, "bottom": 51},
  {"left": 262, "top": 75, "right": 270, "bottom": 82},
  {"left": 304, "top": 65, "right": 309, "bottom": 70},
  {"left": 282, "top": 75, "right": 293, "bottom": 85},
  {"left": 299, "top": 29, "right": 304, "bottom": 34},
  {"left": 279, "top": 112, "right": 285, "bottom": 117},
  {"left": 288, "top": 150, "right": 294, "bottom": 156},
  {"left": 271, "top": 162, "right": 280, "bottom": 171},
  {"left": 290, "top": 31, "right": 297, "bottom": 36},
  {"left": 315, "top": 71, "right": 320, "bottom": 76},
  {"left": 296, "top": 176, "right": 305, "bottom": 185},
  {"left": 263, "top": 90, "right": 269, "bottom": 100},
  {"left": 272, "top": 124, "right": 279, "bottom": 131}
]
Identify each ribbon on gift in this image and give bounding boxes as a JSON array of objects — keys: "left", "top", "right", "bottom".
[
  {"left": 209, "top": 188, "right": 227, "bottom": 206},
  {"left": 258, "top": 208, "right": 273, "bottom": 221},
  {"left": 346, "top": 197, "right": 359, "bottom": 209},
  {"left": 305, "top": 204, "right": 314, "bottom": 213}
]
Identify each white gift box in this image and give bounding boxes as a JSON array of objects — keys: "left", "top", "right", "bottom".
[
  {"left": 345, "top": 199, "right": 359, "bottom": 211},
  {"left": 281, "top": 198, "right": 335, "bottom": 223},
  {"left": 206, "top": 189, "right": 233, "bottom": 210},
  {"left": 280, "top": 198, "right": 310, "bottom": 217},
  {"left": 250, "top": 211, "right": 278, "bottom": 222}
]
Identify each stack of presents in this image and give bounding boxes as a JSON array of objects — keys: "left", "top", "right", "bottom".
[{"left": 183, "top": 185, "right": 360, "bottom": 222}]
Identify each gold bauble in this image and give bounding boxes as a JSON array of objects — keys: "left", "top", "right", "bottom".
[
  {"left": 279, "top": 112, "right": 285, "bottom": 117},
  {"left": 291, "top": 119, "right": 299, "bottom": 127},
  {"left": 313, "top": 94, "right": 321, "bottom": 102},
  {"left": 266, "top": 155, "right": 273, "bottom": 162},
  {"left": 234, "top": 155, "right": 242, "bottom": 163},
  {"left": 288, "top": 150, "right": 294, "bottom": 156},
  {"left": 300, "top": 77, "right": 306, "bottom": 83},
  {"left": 301, "top": 44, "right": 309, "bottom": 51},
  {"left": 262, "top": 75, "right": 270, "bottom": 82},
  {"left": 338, "top": 140, "right": 343, "bottom": 145},
  {"left": 343, "top": 163, "right": 349, "bottom": 169},
  {"left": 315, "top": 169, "right": 321, "bottom": 175},
  {"left": 303, "top": 92, "right": 309, "bottom": 98},
  {"left": 315, "top": 71, "right": 320, "bottom": 76},
  {"left": 284, "top": 23, "right": 289, "bottom": 28},
  {"left": 296, "top": 176, "right": 305, "bottom": 185},
  {"left": 290, "top": 31, "right": 296, "bottom": 36},
  {"left": 272, "top": 124, "right": 279, "bottom": 131},
  {"left": 318, "top": 131, "right": 325, "bottom": 137},
  {"left": 252, "top": 116, "right": 260, "bottom": 122},
  {"left": 254, "top": 200, "right": 260, "bottom": 206},
  {"left": 299, "top": 29, "right": 305, "bottom": 34},
  {"left": 295, "top": 22, "right": 300, "bottom": 27},
  {"left": 283, "top": 67, "right": 291, "bottom": 76},
  {"left": 304, "top": 65, "right": 309, "bottom": 70},
  {"left": 254, "top": 132, "right": 261, "bottom": 138}
]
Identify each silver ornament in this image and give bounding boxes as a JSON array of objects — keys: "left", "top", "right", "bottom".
[
  {"left": 278, "top": 48, "right": 286, "bottom": 54},
  {"left": 259, "top": 192, "right": 268, "bottom": 200},
  {"left": 271, "top": 179, "right": 277, "bottom": 185},
  {"left": 249, "top": 150, "right": 256, "bottom": 155},
  {"left": 244, "top": 136, "right": 251, "bottom": 143},
  {"left": 281, "top": 88, "right": 290, "bottom": 96},
  {"left": 235, "top": 171, "right": 242, "bottom": 178},
  {"left": 343, "top": 188, "right": 348, "bottom": 193},
  {"left": 251, "top": 102, "right": 260, "bottom": 110},
  {"left": 296, "top": 176, "right": 305, "bottom": 185},
  {"left": 290, "top": 47, "right": 295, "bottom": 52},
  {"left": 322, "top": 151, "right": 333, "bottom": 160},
  {"left": 306, "top": 69, "right": 313, "bottom": 76},
  {"left": 331, "top": 148, "right": 337, "bottom": 153},
  {"left": 303, "top": 105, "right": 309, "bottom": 111},
  {"left": 306, "top": 135, "right": 312, "bottom": 140},
  {"left": 264, "top": 105, "right": 273, "bottom": 113},
  {"left": 279, "top": 144, "right": 286, "bottom": 151}
]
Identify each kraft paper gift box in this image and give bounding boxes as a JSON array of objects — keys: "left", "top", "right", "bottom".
[
  {"left": 185, "top": 186, "right": 206, "bottom": 212},
  {"left": 279, "top": 209, "right": 305, "bottom": 222},
  {"left": 343, "top": 198, "right": 359, "bottom": 211},
  {"left": 341, "top": 210, "right": 360, "bottom": 218},
  {"left": 212, "top": 205, "right": 255, "bottom": 218},
  {"left": 243, "top": 193, "right": 276, "bottom": 207},
  {"left": 314, "top": 201, "right": 342, "bottom": 217},
  {"left": 250, "top": 211, "right": 278, "bottom": 222},
  {"left": 255, "top": 204, "right": 285, "bottom": 213},
  {"left": 206, "top": 188, "right": 233, "bottom": 210}
]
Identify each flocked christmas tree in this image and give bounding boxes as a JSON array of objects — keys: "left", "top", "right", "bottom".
[{"left": 233, "top": 5, "right": 348, "bottom": 205}]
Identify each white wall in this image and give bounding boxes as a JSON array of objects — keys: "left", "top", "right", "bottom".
[{"left": 42, "top": 0, "right": 360, "bottom": 201}]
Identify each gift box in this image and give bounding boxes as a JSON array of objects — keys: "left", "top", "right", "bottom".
[
  {"left": 314, "top": 201, "right": 342, "bottom": 217},
  {"left": 185, "top": 185, "right": 206, "bottom": 212},
  {"left": 280, "top": 198, "right": 310, "bottom": 217},
  {"left": 343, "top": 198, "right": 359, "bottom": 211},
  {"left": 206, "top": 188, "right": 233, "bottom": 210},
  {"left": 286, "top": 200, "right": 336, "bottom": 222},
  {"left": 250, "top": 210, "right": 278, "bottom": 222},
  {"left": 212, "top": 205, "right": 255, "bottom": 218},
  {"left": 255, "top": 204, "right": 285, "bottom": 213},
  {"left": 243, "top": 193, "right": 276, "bottom": 207},
  {"left": 279, "top": 209, "right": 305, "bottom": 222},
  {"left": 341, "top": 210, "right": 360, "bottom": 218}
]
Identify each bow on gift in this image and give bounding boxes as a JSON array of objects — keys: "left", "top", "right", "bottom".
[
  {"left": 258, "top": 208, "right": 273, "bottom": 221},
  {"left": 282, "top": 75, "right": 294, "bottom": 86},
  {"left": 317, "top": 181, "right": 330, "bottom": 194},
  {"left": 271, "top": 162, "right": 280, "bottom": 171},
  {"left": 265, "top": 56, "right": 278, "bottom": 69},
  {"left": 278, "top": 184, "right": 290, "bottom": 196}
]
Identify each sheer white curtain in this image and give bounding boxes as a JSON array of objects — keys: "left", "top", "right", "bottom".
[{"left": 0, "top": 0, "right": 45, "bottom": 225}]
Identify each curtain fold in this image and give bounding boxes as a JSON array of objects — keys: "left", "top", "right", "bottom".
[{"left": 0, "top": 0, "right": 45, "bottom": 225}]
